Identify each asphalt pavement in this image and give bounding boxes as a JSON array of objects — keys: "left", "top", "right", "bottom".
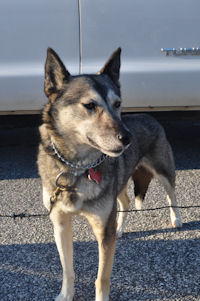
[{"left": 0, "top": 114, "right": 200, "bottom": 301}]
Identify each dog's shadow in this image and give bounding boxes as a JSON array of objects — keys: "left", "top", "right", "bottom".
[
  {"left": 0, "top": 221, "right": 199, "bottom": 301},
  {"left": 122, "top": 220, "right": 200, "bottom": 239}
]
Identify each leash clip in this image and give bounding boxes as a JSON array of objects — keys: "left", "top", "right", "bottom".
[
  {"left": 49, "top": 186, "right": 67, "bottom": 214},
  {"left": 49, "top": 171, "right": 75, "bottom": 214}
]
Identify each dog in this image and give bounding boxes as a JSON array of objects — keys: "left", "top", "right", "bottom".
[{"left": 37, "top": 47, "right": 182, "bottom": 301}]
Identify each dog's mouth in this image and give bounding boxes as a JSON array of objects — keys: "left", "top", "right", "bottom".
[
  {"left": 105, "top": 148, "right": 124, "bottom": 157},
  {"left": 87, "top": 136, "right": 124, "bottom": 157},
  {"left": 87, "top": 136, "right": 100, "bottom": 149}
]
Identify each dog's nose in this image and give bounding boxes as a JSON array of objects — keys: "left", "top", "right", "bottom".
[{"left": 117, "top": 131, "right": 132, "bottom": 146}]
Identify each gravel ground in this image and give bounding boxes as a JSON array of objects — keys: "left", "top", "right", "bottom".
[{"left": 0, "top": 116, "right": 200, "bottom": 301}]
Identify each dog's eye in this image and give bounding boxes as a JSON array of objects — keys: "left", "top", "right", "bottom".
[
  {"left": 83, "top": 102, "right": 96, "bottom": 111},
  {"left": 114, "top": 101, "right": 121, "bottom": 109}
]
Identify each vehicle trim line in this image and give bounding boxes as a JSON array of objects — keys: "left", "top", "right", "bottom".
[{"left": 78, "top": 0, "right": 82, "bottom": 74}]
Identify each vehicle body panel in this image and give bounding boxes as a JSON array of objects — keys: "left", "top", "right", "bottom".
[{"left": 0, "top": 0, "right": 200, "bottom": 113}]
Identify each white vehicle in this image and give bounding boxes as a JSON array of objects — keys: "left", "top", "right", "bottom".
[{"left": 1, "top": 0, "right": 200, "bottom": 114}]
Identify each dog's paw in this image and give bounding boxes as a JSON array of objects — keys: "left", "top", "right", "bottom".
[
  {"left": 55, "top": 294, "right": 64, "bottom": 301},
  {"left": 135, "top": 196, "right": 143, "bottom": 210},
  {"left": 171, "top": 217, "right": 183, "bottom": 228},
  {"left": 55, "top": 293, "right": 73, "bottom": 301},
  {"left": 116, "top": 228, "right": 123, "bottom": 238}
]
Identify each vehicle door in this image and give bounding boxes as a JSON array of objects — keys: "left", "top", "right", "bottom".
[{"left": 80, "top": 0, "right": 200, "bottom": 111}]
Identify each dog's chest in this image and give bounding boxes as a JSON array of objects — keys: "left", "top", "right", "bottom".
[
  {"left": 58, "top": 169, "right": 112, "bottom": 213},
  {"left": 79, "top": 170, "right": 111, "bottom": 201}
]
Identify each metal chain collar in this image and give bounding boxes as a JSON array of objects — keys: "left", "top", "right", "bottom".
[
  {"left": 51, "top": 141, "right": 107, "bottom": 173},
  {"left": 49, "top": 142, "right": 107, "bottom": 213}
]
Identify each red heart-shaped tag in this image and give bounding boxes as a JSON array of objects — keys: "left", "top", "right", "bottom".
[{"left": 88, "top": 168, "right": 101, "bottom": 184}]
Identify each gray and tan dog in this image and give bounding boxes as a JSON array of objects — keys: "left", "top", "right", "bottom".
[{"left": 37, "top": 47, "right": 182, "bottom": 301}]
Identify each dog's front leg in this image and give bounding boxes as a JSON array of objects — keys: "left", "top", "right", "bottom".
[
  {"left": 86, "top": 206, "right": 117, "bottom": 301},
  {"left": 50, "top": 209, "right": 75, "bottom": 301}
]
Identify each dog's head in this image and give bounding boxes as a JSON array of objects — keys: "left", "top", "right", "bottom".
[{"left": 44, "top": 48, "right": 132, "bottom": 157}]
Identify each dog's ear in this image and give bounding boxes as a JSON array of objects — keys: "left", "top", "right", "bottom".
[
  {"left": 99, "top": 48, "right": 121, "bottom": 87},
  {"left": 44, "top": 47, "right": 70, "bottom": 100}
]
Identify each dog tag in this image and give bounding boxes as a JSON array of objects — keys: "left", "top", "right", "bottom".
[{"left": 88, "top": 168, "right": 101, "bottom": 184}]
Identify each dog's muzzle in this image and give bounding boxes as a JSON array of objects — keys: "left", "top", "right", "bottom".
[
  {"left": 117, "top": 128, "right": 132, "bottom": 148},
  {"left": 117, "top": 131, "right": 132, "bottom": 147}
]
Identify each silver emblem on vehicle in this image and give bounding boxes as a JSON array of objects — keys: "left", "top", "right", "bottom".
[{"left": 161, "top": 47, "right": 200, "bottom": 56}]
